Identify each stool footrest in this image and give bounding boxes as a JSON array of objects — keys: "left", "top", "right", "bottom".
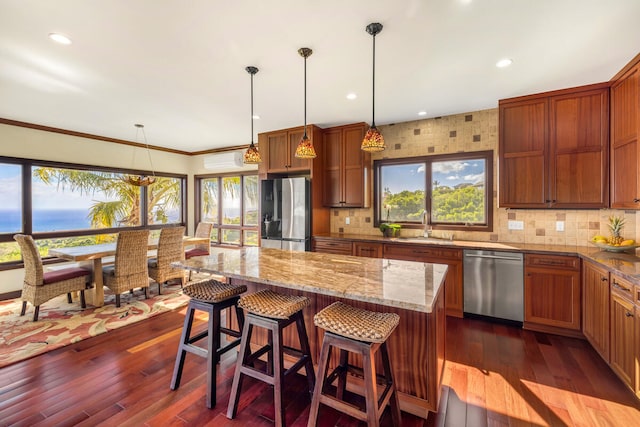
[{"left": 319, "top": 394, "right": 368, "bottom": 422}]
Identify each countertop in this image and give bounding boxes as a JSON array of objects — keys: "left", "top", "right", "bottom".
[
  {"left": 314, "top": 233, "right": 640, "bottom": 282},
  {"left": 173, "top": 247, "right": 448, "bottom": 313}
]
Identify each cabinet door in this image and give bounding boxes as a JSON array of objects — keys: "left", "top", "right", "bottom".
[
  {"left": 287, "top": 128, "right": 311, "bottom": 172},
  {"left": 582, "top": 260, "right": 610, "bottom": 362},
  {"left": 499, "top": 98, "right": 548, "bottom": 207},
  {"left": 549, "top": 88, "right": 609, "bottom": 207},
  {"left": 611, "top": 65, "right": 640, "bottom": 208},
  {"left": 312, "top": 238, "right": 352, "bottom": 255},
  {"left": 342, "top": 125, "right": 367, "bottom": 207},
  {"left": 524, "top": 261, "right": 581, "bottom": 331},
  {"left": 610, "top": 290, "right": 635, "bottom": 388},
  {"left": 266, "top": 131, "right": 289, "bottom": 172},
  {"left": 322, "top": 129, "right": 342, "bottom": 206},
  {"left": 352, "top": 242, "right": 382, "bottom": 258}
]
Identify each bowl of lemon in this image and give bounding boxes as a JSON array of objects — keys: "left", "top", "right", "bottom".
[{"left": 591, "top": 216, "right": 639, "bottom": 252}]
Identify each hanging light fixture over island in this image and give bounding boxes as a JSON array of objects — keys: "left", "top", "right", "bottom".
[
  {"left": 243, "top": 65, "right": 262, "bottom": 164},
  {"left": 294, "top": 47, "right": 317, "bottom": 159},
  {"left": 361, "top": 22, "right": 386, "bottom": 152}
]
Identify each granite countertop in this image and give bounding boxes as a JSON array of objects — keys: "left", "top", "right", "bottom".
[
  {"left": 174, "top": 247, "right": 448, "bottom": 313},
  {"left": 314, "top": 233, "right": 640, "bottom": 282}
]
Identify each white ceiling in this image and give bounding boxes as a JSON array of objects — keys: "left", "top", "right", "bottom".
[{"left": 1, "top": 0, "right": 639, "bottom": 153}]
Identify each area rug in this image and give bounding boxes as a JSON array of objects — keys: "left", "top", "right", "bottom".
[{"left": 0, "top": 283, "right": 190, "bottom": 368}]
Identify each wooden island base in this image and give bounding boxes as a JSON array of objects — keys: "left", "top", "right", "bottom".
[{"left": 229, "top": 278, "right": 446, "bottom": 418}]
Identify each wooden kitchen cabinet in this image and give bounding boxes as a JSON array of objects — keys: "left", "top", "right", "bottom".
[
  {"left": 499, "top": 83, "right": 609, "bottom": 208},
  {"left": 352, "top": 241, "right": 382, "bottom": 258},
  {"left": 582, "top": 260, "right": 610, "bottom": 362},
  {"left": 322, "top": 123, "right": 370, "bottom": 208},
  {"left": 258, "top": 125, "right": 322, "bottom": 174},
  {"left": 610, "top": 273, "right": 636, "bottom": 389},
  {"left": 524, "top": 254, "right": 581, "bottom": 336},
  {"left": 312, "top": 237, "right": 352, "bottom": 255},
  {"left": 611, "top": 61, "right": 640, "bottom": 208},
  {"left": 383, "top": 244, "right": 464, "bottom": 318}
]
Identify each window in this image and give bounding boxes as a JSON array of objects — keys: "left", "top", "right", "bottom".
[
  {"left": 374, "top": 151, "right": 493, "bottom": 232},
  {"left": 0, "top": 156, "right": 186, "bottom": 267},
  {"left": 198, "top": 173, "right": 259, "bottom": 247}
]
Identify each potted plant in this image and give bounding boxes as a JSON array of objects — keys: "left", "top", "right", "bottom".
[{"left": 379, "top": 223, "right": 401, "bottom": 238}]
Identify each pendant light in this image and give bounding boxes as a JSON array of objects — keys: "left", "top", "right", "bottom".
[
  {"left": 294, "top": 47, "right": 317, "bottom": 159},
  {"left": 126, "top": 123, "right": 156, "bottom": 186},
  {"left": 243, "top": 66, "right": 262, "bottom": 164},
  {"left": 361, "top": 22, "right": 386, "bottom": 152}
]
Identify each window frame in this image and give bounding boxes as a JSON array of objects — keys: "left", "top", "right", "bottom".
[
  {"left": 0, "top": 155, "right": 187, "bottom": 269},
  {"left": 373, "top": 150, "right": 493, "bottom": 233},
  {"left": 195, "top": 171, "right": 259, "bottom": 247}
]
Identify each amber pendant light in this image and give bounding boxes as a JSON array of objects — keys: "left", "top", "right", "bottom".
[
  {"left": 361, "top": 22, "right": 386, "bottom": 152},
  {"left": 243, "top": 66, "right": 262, "bottom": 164},
  {"left": 126, "top": 123, "right": 157, "bottom": 186},
  {"left": 294, "top": 47, "right": 317, "bottom": 159}
]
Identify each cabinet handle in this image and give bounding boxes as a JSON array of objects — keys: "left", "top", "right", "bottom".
[
  {"left": 634, "top": 198, "right": 640, "bottom": 203},
  {"left": 612, "top": 281, "right": 631, "bottom": 292},
  {"left": 601, "top": 276, "right": 608, "bottom": 282},
  {"left": 625, "top": 312, "right": 634, "bottom": 318},
  {"left": 545, "top": 199, "right": 551, "bottom": 203}
]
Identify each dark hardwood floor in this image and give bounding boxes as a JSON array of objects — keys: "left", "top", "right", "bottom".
[{"left": 1, "top": 308, "right": 638, "bottom": 426}]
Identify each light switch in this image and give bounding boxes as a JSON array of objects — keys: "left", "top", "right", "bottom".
[
  {"left": 556, "top": 221, "right": 564, "bottom": 232},
  {"left": 345, "top": 217, "right": 350, "bottom": 225}
]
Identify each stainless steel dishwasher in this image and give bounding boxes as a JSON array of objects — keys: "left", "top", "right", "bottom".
[{"left": 463, "top": 249, "right": 524, "bottom": 323}]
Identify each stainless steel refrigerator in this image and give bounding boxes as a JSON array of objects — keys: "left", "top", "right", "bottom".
[{"left": 260, "top": 177, "right": 310, "bottom": 251}]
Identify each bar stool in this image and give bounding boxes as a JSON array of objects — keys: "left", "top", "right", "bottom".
[
  {"left": 307, "top": 301, "right": 402, "bottom": 427},
  {"left": 226, "top": 289, "right": 316, "bottom": 427},
  {"left": 170, "top": 278, "right": 246, "bottom": 408}
]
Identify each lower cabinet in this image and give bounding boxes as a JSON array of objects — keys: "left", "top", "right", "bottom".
[
  {"left": 352, "top": 241, "right": 383, "bottom": 258},
  {"left": 610, "top": 273, "right": 636, "bottom": 390},
  {"left": 312, "top": 237, "right": 352, "bottom": 255},
  {"left": 582, "top": 260, "right": 610, "bottom": 362},
  {"left": 383, "top": 244, "right": 463, "bottom": 318},
  {"left": 524, "top": 254, "right": 581, "bottom": 336}
]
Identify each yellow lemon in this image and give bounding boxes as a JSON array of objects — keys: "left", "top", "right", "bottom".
[
  {"left": 620, "top": 239, "right": 635, "bottom": 246},
  {"left": 592, "top": 235, "right": 606, "bottom": 242}
]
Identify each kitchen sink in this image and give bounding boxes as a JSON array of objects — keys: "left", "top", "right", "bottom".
[{"left": 395, "top": 236, "right": 453, "bottom": 245}]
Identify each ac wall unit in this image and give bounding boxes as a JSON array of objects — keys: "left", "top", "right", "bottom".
[{"left": 203, "top": 150, "right": 256, "bottom": 171}]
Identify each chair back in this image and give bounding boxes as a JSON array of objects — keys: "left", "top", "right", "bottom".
[
  {"left": 114, "top": 229, "right": 150, "bottom": 278},
  {"left": 193, "top": 222, "right": 213, "bottom": 252},
  {"left": 14, "top": 234, "right": 44, "bottom": 286},
  {"left": 157, "top": 226, "right": 185, "bottom": 268}
]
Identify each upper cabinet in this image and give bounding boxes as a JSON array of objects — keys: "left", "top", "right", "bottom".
[
  {"left": 499, "top": 83, "right": 610, "bottom": 208},
  {"left": 258, "top": 125, "right": 323, "bottom": 175},
  {"left": 611, "top": 62, "right": 640, "bottom": 208},
  {"left": 322, "top": 123, "right": 370, "bottom": 208}
]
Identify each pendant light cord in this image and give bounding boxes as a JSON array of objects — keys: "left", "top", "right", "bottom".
[
  {"left": 250, "top": 71, "right": 254, "bottom": 143},
  {"left": 303, "top": 53, "right": 308, "bottom": 138},
  {"left": 136, "top": 124, "right": 155, "bottom": 179},
  {"left": 372, "top": 32, "right": 376, "bottom": 127}
]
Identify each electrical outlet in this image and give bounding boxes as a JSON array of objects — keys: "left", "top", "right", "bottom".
[
  {"left": 508, "top": 220, "right": 524, "bottom": 230},
  {"left": 556, "top": 221, "right": 565, "bottom": 232},
  {"left": 345, "top": 217, "right": 350, "bottom": 225}
]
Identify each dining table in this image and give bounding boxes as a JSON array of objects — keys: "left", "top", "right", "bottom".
[
  {"left": 49, "top": 235, "right": 209, "bottom": 307},
  {"left": 172, "top": 246, "right": 448, "bottom": 418}
]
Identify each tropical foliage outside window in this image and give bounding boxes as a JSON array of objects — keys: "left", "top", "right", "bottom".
[
  {"left": 199, "top": 174, "right": 259, "bottom": 247},
  {"left": 375, "top": 151, "right": 493, "bottom": 231},
  {"left": 0, "top": 157, "right": 185, "bottom": 264}
]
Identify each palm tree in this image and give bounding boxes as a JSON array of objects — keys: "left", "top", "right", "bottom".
[{"left": 33, "top": 168, "right": 180, "bottom": 229}]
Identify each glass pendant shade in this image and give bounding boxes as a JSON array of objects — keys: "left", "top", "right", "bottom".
[
  {"left": 361, "top": 125, "right": 386, "bottom": 152},
  {"left": 294, "top": 47, "right": 317, "bottom": 159},
  {"left": 294, "top": 134, "right": 316, "bottom": 159},
  {"left": 127, "top": 123, "right": 156, "bottom": 186},
  {"left": 243, "top": 141, "right": 261, "bottom": 164},
  {"left": 243, "top": 66, "right": 262, "bottom": 164},
  {"left": 361, "top": 22, "right": 385, "bottom": 152}
]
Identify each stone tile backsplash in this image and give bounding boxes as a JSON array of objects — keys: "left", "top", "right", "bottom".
[{"left": 330, "top": 108, "right": 639, "bottom": 247}]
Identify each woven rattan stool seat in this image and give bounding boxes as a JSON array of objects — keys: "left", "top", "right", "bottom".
[
  {"left": 314, "top": 301, "right": 400, "bottom": 343},
  {"left": 238, "top": 289, "right": 309, "bottom": 319},
  {"left": 183, "top": 279, "right": 247, "bottom": 303}
]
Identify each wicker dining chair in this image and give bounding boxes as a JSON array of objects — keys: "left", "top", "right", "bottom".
[
  {"left": 185, "top": 222, "right": 213, "bottom": 259},
  {"left": 102, "top": 229, "right": 151, "bottom": 307},
  {"left": 14, "top": 234, "right": 92, "bottom": 321},
  {"left": 148, "top": 226, "right": 186, "bottom": 294}
]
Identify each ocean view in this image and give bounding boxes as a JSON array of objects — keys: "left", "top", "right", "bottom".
[{"left": 0, "top": 210, "right": 92, "bottom": 233}]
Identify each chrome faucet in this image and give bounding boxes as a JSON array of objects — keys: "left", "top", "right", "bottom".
[{"left": 422, "top": 211, "right": 432, "bottom": 238}]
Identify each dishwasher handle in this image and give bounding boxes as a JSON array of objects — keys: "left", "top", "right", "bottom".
[{"left": 465, "top": 253, "right": 522, "bottom": 261}]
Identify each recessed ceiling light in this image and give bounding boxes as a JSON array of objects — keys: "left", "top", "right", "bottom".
[
  {"left": 346, "top": 93, "right": 357, "bottom": 100},
  {"left": 496, "top": 58, "right": 513, "bottom": 68},
  {"left": 418, "top": 111, "right": 427, "bottom": 116},
  {"left": 49, "top": 33, "right": 72, "bottom": 45},
  {"left": 252, "top": 115, "right": 260, "bottom": 120}
]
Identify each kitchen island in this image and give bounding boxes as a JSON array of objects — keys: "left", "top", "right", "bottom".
[{"left": 173, "top": 247, "right": 448, "bottom": 418}]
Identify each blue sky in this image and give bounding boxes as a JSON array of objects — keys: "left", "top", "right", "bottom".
[{"left": 382, "top": 160, "right": 485, "bottom": 194}]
